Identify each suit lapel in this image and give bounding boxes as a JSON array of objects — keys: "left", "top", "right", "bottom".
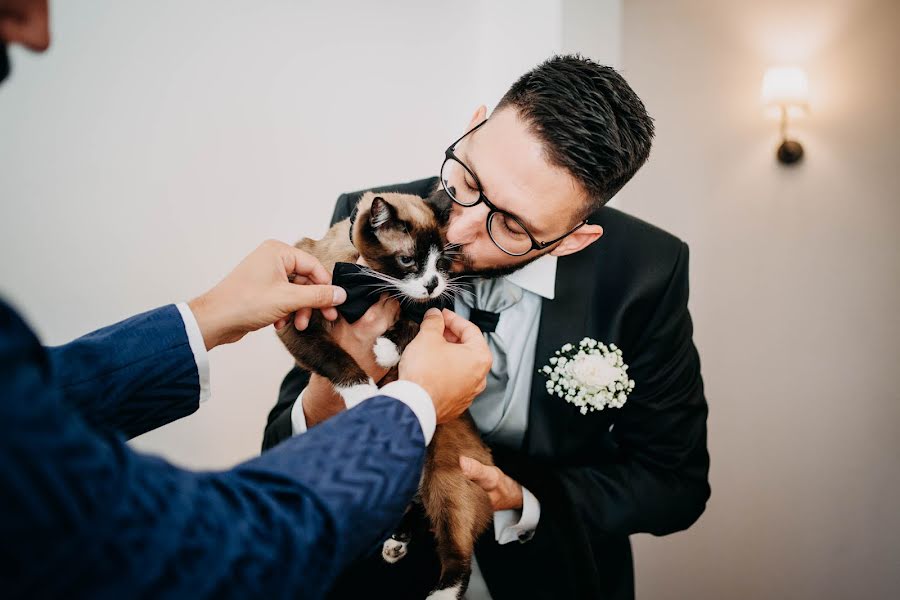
[{"left": 525, "top": 246, "right": 599, "bottom": 456}]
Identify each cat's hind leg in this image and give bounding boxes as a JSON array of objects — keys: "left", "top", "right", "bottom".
[
  {"left": 381, "top": 499, "right": 425, "bottom": 564},
  {"left": 422, "top": 474, "right": 492, "bottom": 599}
]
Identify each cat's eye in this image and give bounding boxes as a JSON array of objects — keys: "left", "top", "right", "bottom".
[{"left": 397, "top": 255, "right": 416, "bottom": 268}]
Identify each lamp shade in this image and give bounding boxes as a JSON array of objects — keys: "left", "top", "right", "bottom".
[{"left": 761, "top": 66, "right": 809, "bottom": 107}]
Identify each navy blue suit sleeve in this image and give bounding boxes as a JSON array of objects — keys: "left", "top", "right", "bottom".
[
  {"left": 1, "top": 302, "right": 425, "bottom": 599},
  {"left": 45, "top": 304, "right": 201, "bottom": 438}
]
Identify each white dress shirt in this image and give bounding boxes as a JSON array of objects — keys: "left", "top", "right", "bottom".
[{"left": 175, "top": 302, "right": 211, "bottom": 404}]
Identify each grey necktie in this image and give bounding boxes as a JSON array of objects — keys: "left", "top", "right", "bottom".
[{"left": 466, "top": 277, "right": 523, "bottom": 435}]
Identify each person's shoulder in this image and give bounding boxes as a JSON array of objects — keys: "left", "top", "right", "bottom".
[
  {"left": 0, "top": 298, "right": 47, "bottom": 378},
  {"left": 568, "top": 206, "right": 691, "bottom": 321},
  {"left": 592, "top": 206, "right": 685, "bottom": 254},
  {"left": 338, "top": 177, "right": 440, "bottom": 205},
  {"left": 587, "top": 206, "right": 688, "bottom": 279}
]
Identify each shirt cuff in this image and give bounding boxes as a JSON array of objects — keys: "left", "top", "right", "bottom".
[
  {"left": 493, "top": 485, "right": 541, "bottom": 544},
  {"left": 289, "top": 380, "right": 436, "bottom": 445},
  {"left": 290, "top": 387, "right": 309, "bottom": 435},
  {"left": 175, "top": 302, "right": 211, "bottom": 403}
]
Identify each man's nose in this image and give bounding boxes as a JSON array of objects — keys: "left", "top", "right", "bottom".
[{"left": 446, "top": 203, "right": 489, "bottom": 245}]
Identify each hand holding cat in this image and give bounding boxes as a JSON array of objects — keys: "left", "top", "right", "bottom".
[
  {"left": 189, "top": 240, "right": 348, "bottom": 350},
  {"left": 330, "top": 294, "right": 401, "bottom": 382},
  {"left": 459, "top": 456, "right": 524, "bottom": 511},
  {"left": 398, "top": 308, "right": 492, "bottom": 424}
]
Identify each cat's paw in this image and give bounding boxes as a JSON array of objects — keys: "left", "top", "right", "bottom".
[
  {"left": 381, "top": 538, "right": 408, "bottom": 564},
  {"left": 334, "top": 379, "right": 378, "bottom": 409},
  {"left": 425, "top": 584, "right": 463, "bottom": 600},
  {"left": 373, "top": 336, "right": 401, "bottom": 368}
]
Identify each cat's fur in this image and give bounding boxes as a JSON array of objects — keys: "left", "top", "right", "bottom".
[{"left": 277, "top": 190, "right": 494, "bottom": 599}]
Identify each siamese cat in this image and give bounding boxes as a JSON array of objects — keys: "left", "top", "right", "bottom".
[{"left": 278, "top": 190, "right": 493, "bottom": 599}]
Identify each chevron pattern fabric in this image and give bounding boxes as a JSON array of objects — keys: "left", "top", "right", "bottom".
[{"left": 0, "top": 299, "right": 426, "bottom": 599}]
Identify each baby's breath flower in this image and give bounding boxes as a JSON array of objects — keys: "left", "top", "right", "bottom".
[{"left": 539, "top": 338, "right": 635, "bottom": 414}]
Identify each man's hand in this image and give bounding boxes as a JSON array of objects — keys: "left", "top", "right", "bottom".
[
  {"left": 399, "top": 308, "right": 492, "bottom": 424},
  {"left": 460, "top": 456, "right": 524, "bottom": 511},
  {"left": 189, "top": 240, "right": 348, "bottom": 350},
  {"left": 330, "top": 294, "right": 401, "bottom": 382}
]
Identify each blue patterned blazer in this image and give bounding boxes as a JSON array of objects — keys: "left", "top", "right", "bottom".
[{"left": 0, "top": 299, "right": 426, "bottom": 599}]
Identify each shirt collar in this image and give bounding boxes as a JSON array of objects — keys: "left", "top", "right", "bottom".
[{"left": 505, "top": 254, "right": 557, "bottom": 300}]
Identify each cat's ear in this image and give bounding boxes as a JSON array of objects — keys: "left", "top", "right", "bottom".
[
  {"left": 369, "top": 196, "right": 397, "bottom": 229},
  {"left": 426, "top": 189, "right": 453, "bottom": 225}
]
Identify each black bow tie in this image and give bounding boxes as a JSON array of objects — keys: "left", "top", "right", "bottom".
[
  {"left": 332, "top": 262, "right": 452, "bottom": 324},
  {"left": 467, "top": 308, "right": 500, "bottom": 334}
]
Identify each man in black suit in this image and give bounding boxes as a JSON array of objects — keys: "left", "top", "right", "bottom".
[{"left": 263, "top": 56, "right": 710, "bottom": 599}]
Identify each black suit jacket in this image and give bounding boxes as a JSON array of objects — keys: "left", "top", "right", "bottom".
[{"left": 263, "top": 177, "right": 710, "bottom": 600}]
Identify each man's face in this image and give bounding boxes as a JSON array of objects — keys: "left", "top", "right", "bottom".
[{"left": 443, "top": 107, "right": 602, "bottom": 277}]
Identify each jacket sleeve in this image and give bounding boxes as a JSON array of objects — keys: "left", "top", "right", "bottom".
[
  {"left": 494, "top": 242, "right": 710, "bottom": 539},
  {"left": 263, "top": 192, "right": 355, "bottom": 449},
  {"left": 1, "top": 305, "right": 425, "bottom": 599},
  {"left": 45, "top": 304, "right": 204, "bottom": 439}
]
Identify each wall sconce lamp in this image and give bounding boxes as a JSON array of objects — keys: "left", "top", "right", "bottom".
[{"left": 761, "top": 66, "right": 809, "bottom": 165}]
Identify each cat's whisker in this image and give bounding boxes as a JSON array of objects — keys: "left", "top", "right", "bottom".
[
  {"left": 356, "top": 268, "right": 403, "bottom": 286},
  {"left": 438, "top": 290, "right": 457, "bottom": 304},
  {"left": 447, "top": 278, "right": 475, "bottom": 289},
  {"left": 445, "top": 283, "right": 474, "bottom": 293},
  {"left": 445, "top": 288, "right": 475, "bottom": 302},
  {"left": 359, "top": 283, "right": 399, "bottom": 291}
]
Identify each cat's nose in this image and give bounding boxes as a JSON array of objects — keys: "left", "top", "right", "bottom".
[{"left": 424, "top": 276, "right": 439, "bottom": 294}]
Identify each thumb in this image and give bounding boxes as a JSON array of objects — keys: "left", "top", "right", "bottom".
[
  {"left": 418, "top": 307, "right": 445, "bottom": 336},
  {"left": 283, "top": 284, "right": 347, "bottom": 311},
  {"left": 460, "top": 456, "right": 495, "bottom": 488}
]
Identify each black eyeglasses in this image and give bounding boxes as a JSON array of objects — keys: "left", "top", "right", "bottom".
[{"left": 440, "top": 119, "right": 587, "bottom": 257}]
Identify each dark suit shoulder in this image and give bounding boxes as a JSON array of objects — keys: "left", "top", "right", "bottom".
[
  {"left": 339, "top": 177, "right": 439, "bottom": 206},
  {"left": 588, "top": 206, "right": 687, "bottom": 286},
  {"left": 566, "top": 206, "right": 691, "bottom": 358},
  {"left": 331, "top": 177, "right": 440, "bottom": 225},
  {"left": 593, "top": 206, "right": 685, "bottom": 253}
]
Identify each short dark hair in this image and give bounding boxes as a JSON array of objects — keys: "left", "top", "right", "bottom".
[{"left": 496, "top": 54, "right": 654, "bottom": 212}]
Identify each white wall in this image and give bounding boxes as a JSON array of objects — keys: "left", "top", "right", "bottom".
[
  {"left": 0, "top": 0, "right": 580, "bottom": 468},
  {"left": 619, "top": 0, "right": 900, "bottom": 597}
]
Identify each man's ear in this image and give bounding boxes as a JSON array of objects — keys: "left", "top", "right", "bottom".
[
  {"left": 467, "top": 105, "right": 488, "bottom": 130},
  {"left": 549, "top": 224, "right": 604, "bottom": 257},
  {"left": 369, "top": 196, "right": 397, "bottom": 229}
]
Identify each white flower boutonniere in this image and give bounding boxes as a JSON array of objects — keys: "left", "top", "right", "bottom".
[{"left": 539, "top": 338, "right": 635, "bottom": 414}]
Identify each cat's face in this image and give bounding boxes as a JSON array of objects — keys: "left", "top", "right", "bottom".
[{"left": 351, "top": 191, "right": 454, "bottom": 302}]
